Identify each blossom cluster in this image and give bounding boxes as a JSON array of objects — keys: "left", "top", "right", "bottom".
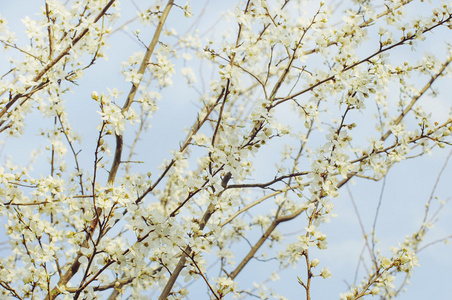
[{"left": 0, "top": 1, "right": 451, "bottom": 299}]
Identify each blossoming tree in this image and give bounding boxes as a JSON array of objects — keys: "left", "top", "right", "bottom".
[{"left": 0, "top": 0, "right": 451, "bottom": 299}]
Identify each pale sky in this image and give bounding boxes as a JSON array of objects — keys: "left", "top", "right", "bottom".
[{"left": 0, "top": 1, "right": 451, "bottom": 299}]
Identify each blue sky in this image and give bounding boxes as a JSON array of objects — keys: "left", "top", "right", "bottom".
[{"left": 1, "top": 1, "right": 452, "bottom": 299}]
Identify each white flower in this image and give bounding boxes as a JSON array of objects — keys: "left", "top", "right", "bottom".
[
  {"left": 123, "top": 69, "right": 143, "bottom": 84},
  {"left": 320, "top": 267, "right": 332, "bottom": 279}
]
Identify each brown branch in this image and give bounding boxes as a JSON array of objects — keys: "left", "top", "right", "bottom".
[
  {"left": 275, "top": 13, "right": 452, "bottom": 107},
  {"left": 158, "top": 172, "right": 233, "bottom": 299},
  {"left": 158, "top": 202, "right": 216, "bottom": 300},
  {"left": 229, "top": 220, "right": 278, "bottom": 280},
  {"left": 422, "top": 150, "right": 452, "bottom": 225},
  {"left": 44, "top": 214, "right": 98, "bottom": 300},
  {"left": 135, "top": 87, "right": 224, "bottom": 204},
  {"left": 381, "top": 56, "right": 452, "bottom": 141},
  {"left": 302, "top": 0, "right": 414, "bottom": 57},
  {"left": 107, "top": 0, "right": 174, "bottom": 185},
  {"left": 221, "top": 185, "right": 301, "bottom": 227},
  {"left": 0, "top": 282, "right": 23, "bottom": 300},
  {"left": 269, "top": 4, "right": 322, "bottom": 102},
  {"left": 65, "top": 277, "right": 135, "bottom": 293},
  {"left": 0, "top": 81, "right": 50, "bottom": 130},
  {"left": 350, "top": 119, "right": 452, "bottom": 166},
  {"left": 45, "top": 0, "right": 54, "bottom": 60},
  {"left": 0, "top": 42, "right": 45, "bottom": 64},
  {"left": 181, "top": 248, "right": 220, "bottom": 300},
  {"left": 57, "top": 114, "right": 85, "bottom": 195},
  {"left": 227, "top": 78, "right": 448, "bottom": 280},
  {"left": 126, "top": 108, "right": 147, "bottom": 174},
  {"left": 226, "top": 171, "right": 309, "bottom": 189},
  {"left": 0, "top": 0, "right": 117, "bottom": 123}
]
